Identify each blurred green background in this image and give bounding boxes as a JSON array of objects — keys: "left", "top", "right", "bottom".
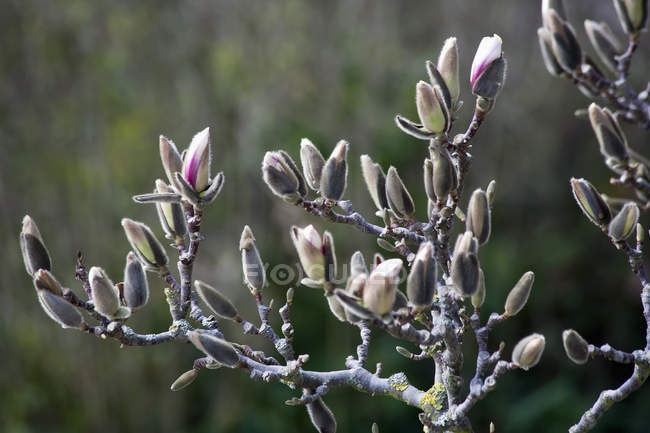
[{"left": 2, "top": 1, "right": 650, "bottom": 432}]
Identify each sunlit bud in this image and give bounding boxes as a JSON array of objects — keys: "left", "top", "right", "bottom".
[
  {"left": 322, "top": 231, "right": 337, "bottom": 284},
  {"left": 585, "top": 20, "right": 623, "bottom": 73},
  {"left": 538, "top": 27, "right": 564, "bottom": 77},
  {"left": 542, "top": 0, "right": 567, "bottom": 28},
  {"left": 306, "top": 394, "right": 337, "bottom": 433},
  {"left": 320, "top": 140, "right": 349, "bottom": 201},
  {"left": 350, "top": 251, "right": 368, "bottom": 278},
  {"left": 416, "top": 81, "right": 448, "bottom": 134},
  {"left": 570, "top": 178, "right": 612, "bottom": 227},
  {"left": 181, "top": 127, "right": 211, "bottom": 192},
  {"left": 155, "top": 180, "right": 187, "bottom": 241},
  {"left": 406, "top": 242, "right": 437, "bottom": 309},
  {"left": 33, "top": 269, "right": 63, "bottom": 296},
  {"left": 363, "top": 259, "right": 402, "bottom": 316},
  {"left": 486, "top": 180, "right": 496, "bottom": 205},
  {"left": 385, "top": 167, "right": 415, "bottom": 219},
  {"left": 451, "top": 249, "right": 480, "bottom": 297},
  {"left": 423, "top": 159, "right": 435, "bottom": 202},
  {"left": 470, "top": 34, "right": 505, "bottom": 99},
  {"left": 512, "top": 333, "right": 546, "bottom": 370},
  {"left": 471, "top": 268, "right": 486, "bottom": 309},
  {"left": 291, "top": 225, "right": 326, "bottom": 282},
  {"left": 504, "top": 271, "right": 535, "bottom": 316},
  {"left": 426, "top": 61, "right": 452, "bottom": 113},
  {"left": 562, "top": 329, "right": 589, "bottom": 365},
  {"left": 588, "top": 103, "right": 628, "bottom": 163},
  {"left": 614, "top": 0, "right": 648, "bottom": 34},
  {"left": 430, "top": 146, "right": 458, "bottom": 201},
  {"left": 438, "top": 37, "right": 460, "bottom": 106},
  {"left": 123, "top": 252, "right": 149, "bottom": 310},
  {"left": 300, "top": 138, "right": 326, "bottom": 191},
  {"left": 187, "top": 331, "right": 239, "bottom": 367},
  {"left": 121, "top": 218, "right": 168, "bottom": 268},
  {"left": 454, "top": 231, "right": 479, "bottom": 256},
  {"left": 637, "top": 223, "right": 645, "bottom": 243},
  {"left": 346, "top": 273, "right": 367, "bottom": 299},
  {"left": 361, "top": 155, "right": 388, "bottom": 211},
  {"left": 608, "top": 202, "right": 640, "bottom": 241},
  {"left": 20, "top": 215, "right": 51, "bottom": 276},
  {"left": 195, "top": 280, "right": 238, "bottom": 320},
  {"left": 262, "top": 151, "right": 303, "bottom": 204},
  {"left": 239, "top": 225, "right": 265, "bottom": 293},
  {"left": 37, "top": 289, "right": 84, "bottom": 329},
  {"left": 326, "top": 293, "right": 347, "bottom": 322},
  {"left": 546, "top": 10, "right": 582, "bottom": 72},
  {"left": 170, "top": 369, "right": 198, "bottom": 391},
  {"left": 89, "top": 267, "right": 120, "bottom": 318},
  {"left": 466, "top": 189, "right": 491, "bottom": 245},
  {"left": 159, "top": 135, "right": 183, "bottom": 191},
  {"left": 372, "top": 422, "right": 379, "bottom": 433}
]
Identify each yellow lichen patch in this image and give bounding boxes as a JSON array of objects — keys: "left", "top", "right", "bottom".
[
  {"left": 420, "top": 382, "right": 446, "bottom": 411},
  {"left": 388, "top": 372, "right": 409, "bottom": 392}
]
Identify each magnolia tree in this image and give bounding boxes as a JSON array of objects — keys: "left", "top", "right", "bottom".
[{"left": 537, "top": 0, "right": 650, "bottom": 432}]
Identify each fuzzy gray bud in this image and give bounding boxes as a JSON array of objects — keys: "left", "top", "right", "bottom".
[
  {"left": 195, "top": 280, "right": 238, "bottom": 320},
  {"left": 585, "top": 20, "right": 622, "bottom": 73},
  {"left": 545, "top": 9, "right": 583, "bottom": 72},
  {"left": 20, "top": 215, "right": 51, "bottom": 276},
  {"left": 155, "top": 180, "right": 187, "bottom": 241},
  {"left": 430, "top": 146, "right": 458, "bottom": 201},
  {"left": 466, "top": 189, "right": 491, "bottom": 245},
  {"left": 89, "top": 267, "right": 121, "bottom": 318},
  {"left": 123, "top": 252, "right": 149, "bottom": 310},
  {"left": 512, "top": 333, "right": 546, "bottom": 370},
  {"left": 159, "top": 135, "right": 183, "bottom": 188},
  {"left": 608, "top": 202, "right": 640, "bottom": 241},
  {"left": 188, "top": 331, "right": 239, "bottom": 367},
  {"left": 306, "top": 394, "right": 337, "bottom": 433},
  {"left": 170, "top": 369, "right": 198, "bottom": 391},
  {"left": 570, "top": 178, "right": 612, "bottom": 227},
  {"left": 262, "top": 151, "right": 304, "bottom": 204},
  {"left": 588, "top": 103, "right": 628, "bottom": 163},
  {"left": 406, "top": 242, "right": 436, "bottom": 309},
  {"left": 538, "top": 27, "right": 564, "bottom": 76},
  {"left": 471, "top": 268, "right": 486, "bottom": 309},
  {"left": 300, "top": 138, "right": 325, "bottom": 191},
  {"left": 37, "top": 289, "right": 84, "bottom": 329},
  {"left": 33, "top": 269, "right": 63, "bottom": 296},
  {"left": 240, "top": 225, "right": 265, "bottom": 293},
  {"left": 320, "top": 140, "right": 348, "bottom": 201},
  {"left": 385, "top": 167, "right": 415, "bottom": 219},
  {"left": 363, "top": 259, "right": 402, "bottom": 316},
  {"left": 562, "top": 329, "right": 589, "bottom": 365},
  {"left": 504, "top": 271, "right": 535, "bottom": 316},
  {"left": 121, "top": 218, "right": 168, "bottom": 268},
  {"left": 614, "top": 0, "right": 648, "bottom": 34},
  {"left": 360, "top": 155, "right": 388, "bottom": 211}
]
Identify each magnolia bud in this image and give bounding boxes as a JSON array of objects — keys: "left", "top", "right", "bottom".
[
  {"left": 385, "top": 167, "right": 415, "bottom": 219},
  {"left": 170, "top": 369, "right": 198, "bottom": 391},
  {"left": 454, "top": 231, "right": 479, "bottom": 256},
  {"left": 504, "top": 271, "right": 535, "bottom": 316},
  {"left": 542, "top": 0, "right": 567, "bottom": 28},
  {"left": 33, "top": 269, "right": 63, "bottom": 295},
  {"left": 512, "top": 333, "right": 546, "bottom": 370},
  {"left": 423, "top": 159, "right": 435, "bottom": 202},
  {"left": 406, "top": 242, "right": 436, "bottom": 309},
  {"left": 322, "top": 231, "right": 337, "bottom": 284},
  {"left": 466, "top": 189, "right": 491, "bottom": 245},
  {"left": 614, "top": 0, "right": 648, "bottom": 34},
  {"left": 545, "top": 10, "right": 582, "bottom": 72},
  {"left": 471, "top": 268, "right": 486, "bottom": 309},
  {"left": 350, "top": 251, "right": 368, "bottom": 278},
  {"left": 20, "top": 215, "right": 51, "bottom": 276},
  {"left": 470, "top": 34, "right": 506, "bottom": 100},
  {"left": 562, "top": 329, "right": 589, "bottom": 365},
  {"left": 360, "top": 155, "right": 388, "bottom": 211},
  {"left": 262, "top": 151, "right": 304, "bottom": 204},
  {"left": 195, "top": 280, "right": 238, "bottom": 320},
  {"left": 306, "top": 394, "right": 337, "bottom": 433},
  {"left": 300, "top": 138, "right": 326, "bottom": 191},
  {"left": 320, "top": 140, "right": 349, "bottom": 201},
  {"left": 291, "top": 225, "right": 326, "bottom": 283},
  {"left": 336, "top": 284, "right": 375, "bottom": 322},
  {"left": 609, "top": 202, "right": 640, "bottom": 241},
  {"left": 430, "top": 146, "right": 458, "bottom": 201},
  {"left": 121, "top": 218, "right": 168, "bottom": 268},
  {"left": 538, "top": 27, "right": 564, "bottom": 77},
  {"left": 584, "top": 20, "right": 622, "bottom": 73},
  {"left": 570, "top": 178, "right": 612, "bottom": 227},
  {"left": 416, "top": 81, "right": 448, "bottom": 134},
  {"left": 240, "top": 225, "right": 265, "bottom": 293},
  {"left": 637, "top": 223, "right": 645, "bottom": 244},
  {"left": 123, "top": 252, "right": 149, "bottom": 310},
  {"left": 155, "top": 180, "right": 187, "bottom": 241},
  {"left": 451, "top": 249, "right": 480, "bottom": 297},
  {"left": 37, "top": 289, "right": 84, "bottom": 329},
  {"left": 438, "top": 37, "right": 460, "bottom": 106},
  {"left": 363, "top": 259, "right": 402, "bottom": 316},
  {"left": 588, "top": 103, "right": 628, "bottom": 163},
  {"left": 187, "top": 331, "right": 239, "bottom": 367},
  {"left": 486, "top": 180, "right": 497, "bottom": 205},
  {"left": 159, "top": 135, "right": 183, "bottom": 188},
  {"left": 181, "top": 127, "right": 211, "bottom": 192},
  {"left": 89, "top": 266, "right": 120, "bottom": 318},
  {"left": 326, "top": 293, "right": 347, "bottom": 322}
]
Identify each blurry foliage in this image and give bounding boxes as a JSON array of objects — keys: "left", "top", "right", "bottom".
[{"left": 1, "top": 0, "right": 649, "bottom": 432}]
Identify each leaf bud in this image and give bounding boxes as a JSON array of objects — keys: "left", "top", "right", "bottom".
[
  {"left": 195, "top": 280, "right": 238, "bottom": 320},
  {"left": 608, "top": 202, "right": 640, "bottom": 241},
  {"left": 240, "top": 225, "right": 266, "bottom": 293},
  {"left": 320, "top": 140, "right": 349, "bottom": 201},
  {"left": 570, "top": 178, "right": 612, "bottom": 227},
  {"left": 20, "top": 215, "right": 51, "bottom": 276},
  {"left": 300, "top": 138, "right": 326, "bottom": 191},
  {"left": 504, "top": 271, "right": 535, "bottom": 316},
  {"left": 385, "top": 167, "right": 415, "bottom": 219},
  {"left": 123, "top": 251, "right": 149, "bottom": 310},
  {"left": 170, "top": 369, "right": 198, "bottom": 391},
  {"left": 406, "top": 242, "right": 437, "bottom": 309},
  {"left": 360, "top": 155, "right": 388, "bottom": 211},
  {"left": 512, "top": 333, "right": 546, "bottom": 370},
  {"left": 466, "top": 189, "right": 491, "bottom": 245},
  {"left": 37, "top": 289, "right": 84, "bottom": 329},
  {"left": 562, "top": 329, "right": 589, "bottom": 365},
  {"left": 187, "top": 331, "right": 239, "bottom": 367}
]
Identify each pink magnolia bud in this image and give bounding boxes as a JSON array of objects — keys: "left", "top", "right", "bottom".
[
  {"left": 182, "top": 127, "right": 211, "bottom": 192},
  {"left": 470, "top": 34, "right": 502, "bottom": 88}
]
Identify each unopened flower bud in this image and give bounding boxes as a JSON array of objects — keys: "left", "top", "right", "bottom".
[
  {"left": 363, "top": 258, "right": 402, "bottom": 316},
  {"left": 262, "top": 151, "right": 304, "bottom": 204},
  {"left": 406, "top": 242, "right": 436, "bottom": 309},
  {"left": 155, "top": 180, "right": 187, "bottom": 242},
  {"left": 585, "top": 20, "right": 623, "bottom": 73},
  {"left": 570, "top": 178, "right": 612, "bottom": 227},
  {"left": 454, "top": 231, "right": 479, "bottom": 257},
  {"left": 170, "top": 369, "right": 198, "bottom": 391},
  {"left": 187, "top": 331, "right": 239, "bottom": 367},
  {"left": 33, "top": 269, "right": 63, "bottom": 295},
  {"left": 300, "top": 138, "right": 325, "bottom": 192},
  {"left": 608, "top": 202, "right": 640, "bottom": 241},
  {"left": 195, "top": 280, "right": 238, "bottom": 320},
  {"left": 588, "top": 103, "right": 628, "bottom": 163},
  {"left": 430, "top": 146, "right": 458, "bottom": 201},
  {"left": 20, "top": 215, "right": 51, "bottom": 276},
  {"left": 545, "top": 10, "right": 583, "bottom": 72},
  {"left": 37, "top": 289, "right": 84, "bottom": 329},
  {"left": 416, "top": 81, "right": 448, "bottom": 134},
  {"left": 89, "top": 266, "right": 120, "bottom": 318},
  {"left": 240, "top": 225, "right": 265, "bottom": 293},
  {"left": 562, "top": 329, "right": 589, "bottom": 365},
  {"left": 159, "top": 135, "right": 183, "bottom": 188},
  {"left": 123, "top": 252, "right": 149, "bottom": 310},
  {"left": 291, "top": 225, "right": 326, "bottom": 283},
  {"left": 423, "top": 159, "right": 435, "bottom": 202},
  {"left": 451, "top": 249, "right": 480, "bottom": 297},
  {"left": 466, "top": 189, "right": 491, "bottom": 245},
  {"left": 637, "top": 223, "right": 645, "bottom": 243},
  {"left": 542, "top": 0, "right": 567, "bottom": 28},
  {"left": 320, "top": 140, "right": 349, "bottom": 201},
  {"left": 538, "top": 27, "right": 564, "bottom": 77},
  {"left": 486, "top": 180, "right": 497, "bottom": 205},
  {"left": 512, "top": 333, "right": 545, "bottom": 370},
  {"left": 614, "top": 0, "right": 648, "bottom": 34},
  {"left": 360, "top": 155, "right": 388, "bottom": 211},
  {"left": 121, "top": 218, "right": 168, "bottom": 268},
  {"left": 326, "top": 292, "right": 346, "bottom": 322},
  {"left": 322, "top": 231, "right": 337, "bottom": 284},
  {"left": 386, "top": 167, "right": 415, "bottom": 219},
  {"left": 470, "top": 34, "right": 506, "bottom": 100},
  {"left": 181, "top": 127, "right": 211, "bottom": 192},
  {"left": 306, "top": 394, "right": 337, "bottom": 433},
  {"left": 350, "top": 251, "right": 368, "bottom": 278},
  {"left": 504, "top": 271, "right": 535, "bottom": 316},
  {"left": 471, "top": 268, "right": 486, "bottom": 309},
  {"left": 438, "top": 37, "right": 460, "bottom": 107}
]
